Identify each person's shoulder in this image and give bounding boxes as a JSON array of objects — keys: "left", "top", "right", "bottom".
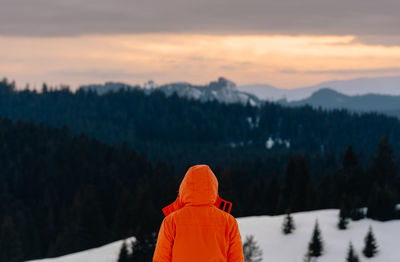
[{"left": 212, "top": 206, "right": 237, "bottom": 222}]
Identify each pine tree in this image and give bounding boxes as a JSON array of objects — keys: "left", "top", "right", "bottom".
[
  {"left": 350, "top": 207, "right": 365, "bottom": 221},
  {"left": 282, "top": 212, "right": 295, "bottom": 234},
  {"left": 346, "top": 242, "right": 360, "bottom": 262},
  {"left": 130, "top": 232, "right": 157, "bottom": 262},
  {"left": 280, "top": 156, "right": 315, "bottom": 213},
  {"left": 367, "top": 185, "right": 396, "bottom": 221},
  {"left": 243, "top": 235, "right": 263, "bottom": 262},
  {"left": 367, "top": 135, "right": 397, "bottom": 221},
  {"left": 0, "top": 216, "right": 23, "bottom": 262},
  {"left": 117, "top": 240, "right": 129, "bottom": 262},
  {"left": 363, "top": 226, "right": 378, "bottom": 258},
  {"left": 338, "top": 207, "right": 349, "bottom": 230},
  {"left": 305, "top": 220, "right": 324, "bottom": 260}
]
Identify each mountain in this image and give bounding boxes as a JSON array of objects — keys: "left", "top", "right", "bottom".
[
  {"left": 81, "top": 77, "right": 261, "bottom": 106},
  {"left": 80, "top": 82, "right": 136, "bottom": 95},
  {"left": 80, "top": 75, "right": 400, "bottom": 104},
  {"left": 157, "top": 77, "right": 261, "bottom": 106},
  {"left": 280, "top": 88, "right": 400, "bottom": 118},
  {"left": 28, "top": 209, "right": 400, "bottom": 262},
  {"left": 233, "top": 83, "right": 284, "bottom": 101},
  {"left": 238, "top": 75, "right": 400, "bottom": 101}
]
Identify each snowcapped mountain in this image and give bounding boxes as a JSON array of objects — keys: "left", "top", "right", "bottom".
[
  {"left": 28, "top": 209, "right": 400, "bottom": 262},
  {"left": 156, "top": 77, "right": 261, "bottom": 106},
  {"left": 79, "top": 77, "right": 261, "bottom": 106}
]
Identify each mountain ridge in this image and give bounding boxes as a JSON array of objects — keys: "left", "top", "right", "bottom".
[
  {"left": 238, "top": 75, "right": 400, "bottom": 101},
  {"left": 80, "top": 77, "right": 261, "bottom": 106},
  {"left": 280, "top": 88, "right": 400, "bottom": 118}
]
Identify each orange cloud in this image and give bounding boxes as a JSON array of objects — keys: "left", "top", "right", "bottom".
[{"left": 1, "top": 34, "right": 400, "bottom": 89}]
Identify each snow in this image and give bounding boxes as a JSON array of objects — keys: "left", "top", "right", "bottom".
[
  {"left": 266, "top": 137, "right": 274, "bottom": 149},
  {"left": 27, "top": 210, "right": 400, "bottom": 262},
  {"left": 238, "top": 209, "right": 400, "bottom": 262},
  {"left": 143, "top": 80, "right": 158, "bottom": 89},
  {"left": 26, "top": 237, "right": 135, "bottom": 262},
  {"left": 265, "top": 137, "right": 290, "bottom": 149}
]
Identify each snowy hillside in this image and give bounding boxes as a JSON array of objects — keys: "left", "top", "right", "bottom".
[
  {"left": 27, "top": 210, "right": 400, "bottom": 262},
  {"left": 239, "top": 209, "right": 399, "bottom": 262},
  {"left": 26, "top": 237, "right": 135, "bottom": 262}
]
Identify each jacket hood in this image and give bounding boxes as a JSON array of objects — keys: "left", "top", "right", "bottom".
[{"left": 178, "top": 164, "right": 218, "bottom": 206}]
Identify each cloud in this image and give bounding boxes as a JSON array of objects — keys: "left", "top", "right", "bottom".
[
  {"left": 0, "top": 0, "right": 400, "bottom": 45},
  {"left": 280, "top": 67, "right": 400, "bottom": 75},
  {"left": 50, "top": 69, "right": 161, "bottom": 79}
]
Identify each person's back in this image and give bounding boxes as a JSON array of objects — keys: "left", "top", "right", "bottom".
[{"left": 153, "top": 165, "right": 244, "bottom": 262}]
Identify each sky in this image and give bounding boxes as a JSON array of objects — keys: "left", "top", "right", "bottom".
[{"left": 1, "top": 0, "right": 400, "bottom": 89}]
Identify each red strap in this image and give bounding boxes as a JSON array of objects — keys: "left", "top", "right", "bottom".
[
  {"left": 162, "top": 195, "right": 233, "bottom": 216},
  {"left": 162, "top": 197, "right": 182, "bottom": 216}
]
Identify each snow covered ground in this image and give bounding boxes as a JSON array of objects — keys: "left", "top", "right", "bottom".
[
  {"left": 238, "top": 209, "right": 399, "bottom": 262},
  {"left": 26, "top": 237, "right": 135, "bottom": 262},
  {"left": 27, "top": 209, "right": 400, "bottom": 262}
]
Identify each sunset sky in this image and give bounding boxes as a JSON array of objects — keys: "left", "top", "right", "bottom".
[{"left": 1, "top": 0, "right": 400, "bottom": 89}]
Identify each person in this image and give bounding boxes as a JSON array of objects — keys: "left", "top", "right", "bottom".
[{"left": 153, "top": 164, "right": 244, "bottom": 262}]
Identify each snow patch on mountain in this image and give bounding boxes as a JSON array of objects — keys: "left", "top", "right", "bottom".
[
  {"left": 156, "top": 77, "right": 261, "bottom": 106},
  {"left": 79, "top": 77, "right": 261, "bottom": 106}
]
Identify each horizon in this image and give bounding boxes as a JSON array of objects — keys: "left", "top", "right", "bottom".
[{"left": 6, "top": 74, "right": 400, "bottom": 93}]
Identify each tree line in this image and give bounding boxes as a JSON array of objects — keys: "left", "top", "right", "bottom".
[{"left": 1, "top": 78, "right": 400, "bottom": 174}]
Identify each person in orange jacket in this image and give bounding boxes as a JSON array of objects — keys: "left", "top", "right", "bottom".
[{"left": 153, "top": 164, "right": 244, "bottom": 262}]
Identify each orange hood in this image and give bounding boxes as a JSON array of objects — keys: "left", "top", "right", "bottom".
[
  {"left": 162, "top": 165, "right": 232, "bottom": 216},
  {"left": 179, "top": 164, "right": 218, "bottom": 205}
]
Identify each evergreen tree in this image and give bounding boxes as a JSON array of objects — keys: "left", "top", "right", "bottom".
[
  {"left": 0, "top": 216, "right": 23, "bottom": 262},
  {"left": 243, "top": 235, "right": 263, "bottom": 262},
  {"left": 265, "top": 174, "right": 280, "bottom": 215},
  {"left": 305, "top": 220, "right": 324, "bottom": 260},
  {"left": 117, "top": 241, "right": 129, "bottom": 262},
  {"left": 350, "top": 207, "right": 365, "bottom": 221},
  {"left": 340, "top": 146, "right": 367, "bottom": 214},
  {"left": 346, "top": 242, "right": 360, "bottom": 262},
  {"left": 372, "top": 135, "right": 396, "bottom": 186},
  {"left": 282, "top": 212, "right": 295, "bottom": 234},
  {"left": 367, "top": 185, "right": 396, "bottom": 221},
  {"left": 130, "top": 232, "right": 157, "bottom": 262},
  {"left": 367, "top": 136, "right": 397, "bottom": 221},
  {"left": 280, "top": 156, "right": 315, "bottom": 213},
  {"left": 338, "top": 207, "right": 349, "bottom": 230},
  {"left": 363, "top": 226, "right": 378, "bottom": 258}
]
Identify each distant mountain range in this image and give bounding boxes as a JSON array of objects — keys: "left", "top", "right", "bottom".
[
  {"left": 81, "top": 77, "right": 261, "bottom": 106},
  {"left": 280, "top": 88, "right": 400, "bottom": 118},
  {"left": 238, "top": 75, "right": 400, "bottom": 101},
  {"left": 80, "top": 75, "right": 400, "bottom": 117}
]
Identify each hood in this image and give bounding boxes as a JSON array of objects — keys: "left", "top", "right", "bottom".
[{"left": 178, "top": 164, "right": 218, "bottom": 206}]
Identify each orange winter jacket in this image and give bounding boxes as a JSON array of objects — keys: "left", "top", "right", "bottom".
[{"left": 153, "top": 164, "right": 244, "bottom": 262}]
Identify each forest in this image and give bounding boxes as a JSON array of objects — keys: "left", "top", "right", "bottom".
[
  {"left": 0, "top": 79, "right": 399, "bottom": 261},
  {"left": 1, "top": 78, "right": 400, "bottom": 174}
]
